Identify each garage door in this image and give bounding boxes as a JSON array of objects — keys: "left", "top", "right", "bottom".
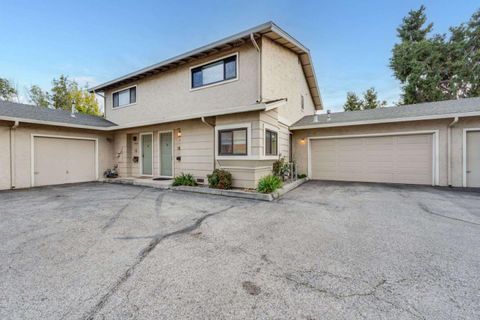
[
  {"left": 310, "top": 134, "right": 434, "bottom": 185},
  {"left": 33, "top": 137, "right": 96, "bottom": 187}
]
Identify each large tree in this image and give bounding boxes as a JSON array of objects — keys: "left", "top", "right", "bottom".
[
  {"left": 390, "top": 6, "right": 480, "bottom": 104},
  {"left": 50, "top": 75, "right": 101, "bottom": 115},
  {"left": 27, "top": 85, "right": 50, "bottom": 108},
  {"left": 0, "top": 78, "right": 18, "bottom": 102}
]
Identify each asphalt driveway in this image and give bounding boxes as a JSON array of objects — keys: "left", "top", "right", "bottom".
[{"left": 1, "top": 181, "right": 479, "bottom": 319}]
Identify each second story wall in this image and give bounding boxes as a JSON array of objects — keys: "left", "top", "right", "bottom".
[
  {"left": 261, "top": 37, "right": 316, "bottom": 125},
  {"left": 104, "top": 43, "right": 259, "bottom": 126}
]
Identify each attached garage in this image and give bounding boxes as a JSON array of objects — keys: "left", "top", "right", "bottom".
[
  {"left": 309, "top": 133, "right": 436, "bottom": 185},
  {"left": 33, "top": 136, "right": 97, "bottom": 187}
]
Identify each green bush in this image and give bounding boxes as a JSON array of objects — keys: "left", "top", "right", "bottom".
[
  {"left": 172, "top": 173, "right": 197, "bottom": 186},
  {"left": 207, "top": 169, "right": 232, "bottom": 189},
  {"left": 298, "top": 173, "right": 307, "bottom": 179},
  {"left": 257, "top": 175, "right": 283, "bottom": 193}
]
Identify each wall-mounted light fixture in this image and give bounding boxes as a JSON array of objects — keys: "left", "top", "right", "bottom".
[
  {"left": 300, "top": 137, "right": 306, "bottom": 144},
  {"left": 177, "top": 129, "right": 182, "bottom": 137}
]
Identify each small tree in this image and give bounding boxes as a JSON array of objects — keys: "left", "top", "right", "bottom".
[
  {"left": 27, "top": 85, "right": 51, "bottom": 108},
  {"left": 0, "top": 78, "right": 18, "bottom": 102},
  {"left": 363, "top": 88, "right": 387, "bottom": 110},
  {"left": 343, "top": 92, "right": 363, "bottom": 111}
]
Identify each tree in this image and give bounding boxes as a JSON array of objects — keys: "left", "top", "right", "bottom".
[
  {"left": 390, "top": 7, "right": 480, "bottom": 104},
  {"left": 50, "top": 75, "right": 101, "bottom": 115},
  {"left": 27, "top": 85, "right": 50, "bottom": 108},
  {"left": 363, "top": 88, "right": 387, "bottom": 110},
  {"left": 0, "top": 78, "right": 18, "bottom": 102},
  {"left": 343, "top": 92, "right": 363, "bottom": 111},
  {"left": 343, "top": 88, "right": 386, "bottom": 111}
]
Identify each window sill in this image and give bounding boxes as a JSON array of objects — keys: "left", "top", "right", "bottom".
[
  {"left": 190, "top": 77, "right": 238, "bottom": 92},
  {"left": 112, "top": 102, "right": 137, "bottom": 110},
  {"left": 216, "top": 155, "right": 279, "bottom": 161}
]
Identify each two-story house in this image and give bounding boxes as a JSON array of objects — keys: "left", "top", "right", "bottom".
[{"left": 1, "top": 21, "right": 480, "bottom": 191}]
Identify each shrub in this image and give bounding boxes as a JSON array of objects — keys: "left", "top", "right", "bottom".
[
  {"left": 207, "top": 169, "right": 232, "bottom": 189},
  {"left": 272, "top": 156, "right": 290, "bottom": 180},
  {"left": 257, "top": 175, "right": 283, "bottom": 193},
  {"left": 172, "top": 173, "right": 197, "bottom": 186},
  {"left": 298, "top": 173, "right": 307, "bottom": 179}
]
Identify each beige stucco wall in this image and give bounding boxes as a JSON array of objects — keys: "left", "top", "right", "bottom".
[
  {"left": 0, "top": 123, "right": 114, "bottom": 190},
  {"left": 104, "top": 44, "right": 259, "bottom": 126},
  {"left": 261, "top": 36, "right": 316, "bottom": 125},
  {"left": 292, "top": 117, "right": 480, "bottom": 187}
]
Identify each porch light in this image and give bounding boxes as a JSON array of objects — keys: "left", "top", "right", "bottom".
[{"left": 177, "top": 129, "right": 182, "bottom": 137}]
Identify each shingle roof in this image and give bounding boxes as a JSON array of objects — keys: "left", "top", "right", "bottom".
[
  {"left": 291, "top": 97, "right": 480, "bottom": 129},
  {"left": 0, "top": 100, "right": 117, "bottom": 128}
]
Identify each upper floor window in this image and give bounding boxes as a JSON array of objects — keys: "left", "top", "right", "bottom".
[
  {"left": 191, "top": 54, "right": 237, "bottom": 89},
  {"left": 113, "top": 86, "right": 136, "bottom": 108},
  {"left": 265, "top": 130, "right": 278, "bottom": 156}
]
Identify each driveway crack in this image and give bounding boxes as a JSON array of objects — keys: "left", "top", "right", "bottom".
[
  {"left": 81, "top": 205, "right": 234, "bottom": 320},
  {"left": 418, "top": 203, "right": 480, "bottom": 226}
]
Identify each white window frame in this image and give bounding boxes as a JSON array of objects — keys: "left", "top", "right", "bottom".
[
  {"left": 112, "top": 85, "right": 137, "bottom": 109},
  {"left": 139, "top": 132, "right": 154, "bottom": 176},
  {"left": 263, "top": 123, "right": 280, "bottom": 160},
  {"left": 190, "top": 52, "right": 239, "bottom": 91},
  {"left": 215, "top": 122, "right": 251, "bottom": 160},
  {"left": 306, "top": 130, "right": 440, "bottom": 186},
  {"left": 30, "top": 134, "right": 99, "bottom": 187},
  {"left": 462, "top": 128, "right": 480, "bottom": 187},
  {"left": 158, "top": 130, "right": 175, "bottom": 178}
]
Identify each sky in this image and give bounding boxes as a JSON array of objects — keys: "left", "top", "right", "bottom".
[{"left": 0, "top": 0, "right": 478, "bottom": 112}]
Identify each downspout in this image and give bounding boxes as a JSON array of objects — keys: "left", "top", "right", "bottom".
[
  {"left": 447, "top": 116, "right": 459, "bottom": 187},
  {"left": 201, "top": 117, "right": 216, "bottom": 172},
  {"left": 250, "top": 33, "right": 262, "bottom": 103},
  {"left": 10, "top": 120, "right": 19, "bottom": 189}
]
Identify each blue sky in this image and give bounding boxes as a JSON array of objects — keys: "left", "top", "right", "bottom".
[{"left": 0, "top": 0, "right": 478, "bottom": 111}]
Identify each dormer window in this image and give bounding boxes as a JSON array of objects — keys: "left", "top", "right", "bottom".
[
  {"left": 191, "top": 54, "right": 237, "bottom": 89},
  {"left": 113, "top": 86, "right": 136, "bottom": 108}
]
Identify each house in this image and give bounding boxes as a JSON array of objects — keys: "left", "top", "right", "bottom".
[{"left": 1, "top": 22, "right": 480, "bottom": 191}]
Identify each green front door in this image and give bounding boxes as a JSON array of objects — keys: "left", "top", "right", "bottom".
[
  {"left": 141, "top": 134, "right": 153, "bottom": 175},
  {"left": 160, "top": 132, "right": 173, "bottom": 177}
]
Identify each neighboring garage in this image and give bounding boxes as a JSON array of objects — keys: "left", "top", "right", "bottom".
[
  {"left": 292, "top": 97, "right": 480, "bottom": 188},
  {"left": 0, "top": 101, "right": 116, "bottom": 190}
]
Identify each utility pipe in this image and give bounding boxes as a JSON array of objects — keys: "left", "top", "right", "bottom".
[
  {"left": 10, "top": 120, "right": 19, "bottom": 189},
  {"left": 250, "top": 33, "right": 262, "bottom": 103},
  {"left": 447, "top": 116, "right": 459, "bottom": 187}
]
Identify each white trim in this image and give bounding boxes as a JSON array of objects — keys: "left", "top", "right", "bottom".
[
  {"left": 112, "top": 85, "right": 137, "bottom": 110},
  {"left": 139, "top": 132, "right": 154, "bottom": 176},
  {"left": 189, "top": 52, "right": 239, "bottom": 91},
  {"left": 462, "top": 128, "right": 480, "bottom": 187},
  {"left": 215, "top": 122, "right": 252, "bottom": 160},
  {"left": 157, "top": 130, "right": 174, "bottom": 178},
  {"left": 218, "top": 166, "right": 272, "bottom": 170},
  {"left": 30, "top": 134, "right": 99, "bottom": 187},
  {"left": 306, "top": 130, "right": 439, "bottom": 186},
  {"left": 291, "top": 111, "right": 480, "bottom": 130},
  {"left": 278, "top": 115, "right": 294, "bottom": 126}
]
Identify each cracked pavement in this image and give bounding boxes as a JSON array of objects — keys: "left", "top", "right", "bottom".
[{"left": 1, "top": 181, "right": 479, "bottom": 319}]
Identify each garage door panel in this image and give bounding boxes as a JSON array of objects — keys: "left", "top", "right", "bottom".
[
  {"left": 310, "top": 134, "right": 433, "bottom": 185},
  {"left": 34, "top": 137, "right": 96, "bottom": 187}
]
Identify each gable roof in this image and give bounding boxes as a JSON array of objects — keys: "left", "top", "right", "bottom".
[
  {"left": 290, "top": 97, "right": 480, "bottom": 130},
  {"left": 88, "top": 21, "right": 323, "bottom": 110},
  {"left": 0, "top": 100, "right": 117, "bottom": 129}
]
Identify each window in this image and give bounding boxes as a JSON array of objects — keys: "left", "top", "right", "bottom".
[
  {"left": 265, "top": 130, "right": 278, "bottom": 156},
  {"left": 191, "top": 55, "right": 237, "bottom": 89},
  {"left": 218, "top": 128, "right": 247, "bottom": 155},
  {"left": 113, "top": 87, "right": 136, "bottom": 108}
]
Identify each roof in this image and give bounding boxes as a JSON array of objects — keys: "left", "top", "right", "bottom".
[
  {"left": 88, "top": 21, "right": 323, "bottom": 110},
  {"left": 290, "top": 97, "right": 480, "bottom": 130},
  {"left": 0, "top": 100, "right": 117, "bottom": 129}
]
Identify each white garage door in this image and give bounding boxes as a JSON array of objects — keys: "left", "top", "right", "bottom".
[
  {"left": 33, "top": 136, "right": 96, "bottom": 187},
  {"left": 310, "top": 134, "right": 434, "bottom": 185}
]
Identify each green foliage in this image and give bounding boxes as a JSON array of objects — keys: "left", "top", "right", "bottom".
[
  {"left": 272, "top": 157, "right": 290, "bottom": 179},
  {"left": 257, "top": 175, "right": 283, "bottom": 193},
  {"left": 172, "top": 173, "right": 198, "bottom": 186},
  {"left": 207, "top": 169, "right": 232, "bottom": 189},
  {"left": 390, "top": 7, "right": 480, "bottom": 104},
  {"left": 27, "top": 85, "right": 50, "bottom": 108},
  {"left": 51, "top": 75, "right": 101, "bottom": 116},
  {"left": 343, "top": 88, "right": 386, "bottom": 112},
  {"left": 0, "top": 78, "right": 17, "bottom": 102},
  {"left": 297, "top": 173, "right": 307, "bottom": 179}
]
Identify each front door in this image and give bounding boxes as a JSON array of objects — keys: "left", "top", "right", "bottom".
[
  {"left": 141, "top": 134, "right": 153, "bottom": 175},
  {"left": 160, "top": 132, "right": 173, "bottom": 177},
  {"left": 466, "top": 131, "right": 480, "bottom": 187}
]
